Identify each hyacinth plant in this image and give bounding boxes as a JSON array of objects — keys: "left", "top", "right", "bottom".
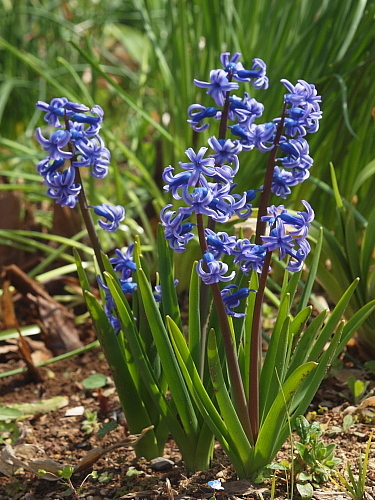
[{"left": 35, "top": 52, "right": 375, "bottom": 478}]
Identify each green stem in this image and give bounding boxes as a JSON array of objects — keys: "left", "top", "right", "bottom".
[{"left": 249, "top": 102, "right": 287, "bottom": 440}]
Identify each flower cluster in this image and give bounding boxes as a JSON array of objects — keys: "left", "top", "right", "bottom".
[
  {"left": 261, "top": 201, "right": 314, "bottom": 272},
  {"left": 189, "top": 53, "right": 322, "bottom": 199},
  {"left": 36, "top": 98, "right": 125, "bottom": 232},
  {"left": 161, "top": 52, "right": 320, "bottom": 317},
  {"left": 161, "top": 144, "right": 251, "bottom": 254}
]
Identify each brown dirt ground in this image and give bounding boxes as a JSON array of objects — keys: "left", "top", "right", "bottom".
[{"left": 0, "top": 327, "right": 375, "bottom": 500}]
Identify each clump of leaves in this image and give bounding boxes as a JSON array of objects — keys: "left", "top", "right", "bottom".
[
  {"left": 331, "top": 431, "right": 373, "bottom": 500},
  {"left": 294, "top": 415, "right": 341, "bottom": 499},
  {"left": 0, "top": 421, "right": 21, "bottom": 445},
  {"left": 91, "top": 470, "right": 113, "bottom": 483},
  {"left": 39, "top": 465, "right": 100, "bottom": 498},
  {"left": 81, "top": 410, "right": 100, "bottom": 435}
]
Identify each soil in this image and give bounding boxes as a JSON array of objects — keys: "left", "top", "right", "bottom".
[{"left": 1, "top": 327, "right": 375, "bottom": 499}]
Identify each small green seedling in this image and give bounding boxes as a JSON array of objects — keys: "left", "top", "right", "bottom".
[
  {"left": 81, "top": 410, "right": 100, "bottom": 434},
  {"left": 347, "top": 376, "right": 370, "bottom": 405},
  {"left": 91, "top": 469, "right": 113, "bottom": 483},
  {"left": 331, "top": 431, "right": 373, "bottom": 500},
  {"left": 329, "top": 413, "right": 356, "bottom": 435},
  {"left": 126, "top": 466, "right": 143, "bottom": 477},
  {"left": 38, "top": 466, "right": 99, "bottom": 499},
  {"left": 97, "top": 471, "right": 113, "bottom": 483},
  {"left": 97, "top": 419, "right": 118, "bottom": 438},
  {"left": 39, "top": 466, "right": 76, "bottom": 498},
  {"left": 294, "top": 415, "right": 341, "bottom": 499},
  {"left": 0, "top": 421, "right": 21, "bottom": 445}
]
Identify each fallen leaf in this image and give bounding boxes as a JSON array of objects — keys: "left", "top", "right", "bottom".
[
  {"left": 4, "top": 265, "right": 82, "bottom": 355},
  {"left": 0, "top": 425, "right": 154, "bottom": 480},
  {"left": 0, "top": 396, "right": 69, "bottom": 421},
  {"left": 357, "top": 396, "right": 375, "bottom": 410},
  {"left": 0, "top": 444, "right": 63, "bottom": 480},
  {"left": 73, "top": 425, "right": 154, "bottom": 474}
]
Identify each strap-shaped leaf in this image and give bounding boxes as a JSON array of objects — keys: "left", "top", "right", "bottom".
[
  {"left": 286, "top": 309, "right": 326, "bottom": 377},
  {"left": 157, "top": 224, "right": 182, "bottom": 330},
  {"left": 297, "top": 227, "right": 323, "bottom": 313},
  {"left": 74, "top": 248, "right": 91, "bottom": 293},
  {"left": 360, "top": 203, "right": 375, "bottom": 279},
  {"left": 255, "top": 362, "right": 316, "bottom": 464},
  {"left": 167, "top": 316, "right": 252, "bottom": 477},
  {"left": 188, "top": 261, "right": 202, "bottom": 371},
  {"left": 84, "top": 291, "right": 160, "bottom": 458},
  {"left": 345, "top": 208, "right": 365, "bottom": 304},
  {"left": 104, "top": 274, "right": 189, "bottom": 449},
  {"left": 136, "top": 267, "right": 198, "bottom": 438},
  {"left": 337, "top": 300, "right": 375, "bottom": 353},
  {"left": 243, "top": 271, "right": 258, "bottom": 398},
  {"left": 207, "top": 329, "right": 254, "bottom": 450},
  {"left": 308, "top": 278, "right": 359, "bottom": 361},
  {"left": 259, "top": 315, "right": 291, "bottom": 422},
  {"left": 259, "top": 293, "right": 290, "bottom": 416}
]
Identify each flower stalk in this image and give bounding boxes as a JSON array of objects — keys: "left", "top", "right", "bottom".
[{"left": 250, "top": 102, "right": 287, "bottom": 439}]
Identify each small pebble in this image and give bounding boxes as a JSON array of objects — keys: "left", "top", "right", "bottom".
[{"left": 149, "top": 456, "right": 174, "bottom": 470}]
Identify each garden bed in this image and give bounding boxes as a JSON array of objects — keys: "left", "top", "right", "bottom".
[{"left": 1, "top": 338, "right": 374, "bottom": 500}]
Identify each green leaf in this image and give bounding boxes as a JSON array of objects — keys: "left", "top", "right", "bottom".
[
  {"left": 255, "top": 362, "right": 317, "bottom": 464},
  {"left": 289, "top": 306, "right": 312, "bottom": 340},
  {"left": 351, "top": 158, "right": 375, "bottom": 196},
  {"left": 259, "top": 292, "right": 291, "bottom": 420},
  {"left": 157, "top": 224, "right": 182, "bottom": 330},
  {"left": 136, "top": 268, "right": 198, "bottom": 439},
  {"left": 167, "top": 316, "right": 251, "bottom": 476},
  {"left": 97, "top": 420, "right": 118, "bottom": 438},
  {"left": 307, "top": 279, "right": 359, "bottom": 361},
  {"left": 297, "top": 227, "right": 323, "bottom": 313},
  {"left": 286, "top": 323, "right": 344, "bottom": 431},
  {"left": 58, "top": 466, "right": 75, "bottom": 480},
  {"left": 207, "top": 329, "right": 254, "bottom": 454},
  {"left": 330, "top": 162, "right": 344, "bottom": 209},
  {"left": 74, "top": 249, "right": 92, "bottom": 293},
  {"left": 0, "top": 407, "right": 23, "bottom": 421},
  {"left": 344, "top": 209, "right": 364, "bottom": 303},
  {"left": 81, "top": 373, "right": 108, "bottom": 390},
  {"left": 360, "top": 203, "right": 375, "bottom": 278},
  {"left": 296, "top": 481, "right": 314, "bottom": 500},
  {"left": 243, "top": 271, "right": 258, "bottom": 398},
  {"left": 105, "top": 274, "right": 188, "bottom": 451},
  {"left": 287, "top": 309, "right": 327, "bottom": 376},
  {"left": 84, "top": 290, "right": 160, "bottom": 459},
  {"left": 188, "top": 261, "right": 202, "bottom": 372}
]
